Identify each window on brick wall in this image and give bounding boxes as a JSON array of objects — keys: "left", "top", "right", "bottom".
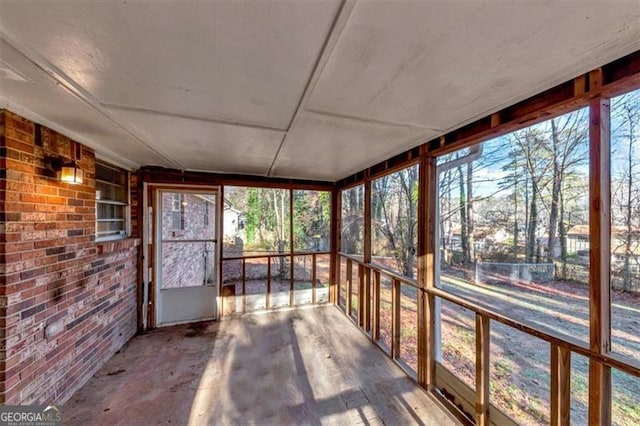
[
  {"left": 96, "top": 160, "right": 129, "bottom": 240},
  {"left": 170, "top": 194, "right": 185, "bottom": 230}
]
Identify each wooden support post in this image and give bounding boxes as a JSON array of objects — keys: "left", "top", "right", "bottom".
[
  {"left": 242, "top": 258, "right": 247, "bottom": 313},
  {"left": 490, "top": 112, "right": 501, "bottom": 128},
  {"left": 373, "top": 270, "right": 380, "bottom": 341},
  {"left": 475, "top": 314, "right": 490, "bottom": 426},
  {"left": 392, "top": 278, "right": 401, "bottom": 360},
  {"left": 346, "top": 259, "right": 353, "bottom": 318},
  {"left": 266, "top": 256, "right": 271, "bottom": 310},
  {"left": 358, "top": 264, "right": 365, "bottom": 327},
  {"left": 366, "top": 267, "right": 372, "bottom": 333},
  {"left": 574, "top": 74, "right": 587, "bottom": 96},
  {"left": 364, "top": 176, "right": 372, "bottom": 265},
  {"left": 218, "top": 186, "right": 224, "bottom": 321},
  {"left": 551, "top": 343, "right": 571, "bottom": 426},
  {"left": 312, "top": 253, "right": 317, "bottom": 304},
  {"left": 290, "top": 189, "right": 295, "bottom": 307},
  {"left": 420, "top": 154, "right": 438, "bottom": 389},
  {"left": 588, "top": 92, "right": 612, "bottom": 426},
  {"left": 363, "top": 176, "right": 372, "bottom": 330},
  {"left": 331, "top": 188, "right": 340, "bottom": 305}
]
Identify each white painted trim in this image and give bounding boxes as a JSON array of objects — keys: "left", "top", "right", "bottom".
[{"left": 142, "top": 182, "right": 150, "bottom": 330}]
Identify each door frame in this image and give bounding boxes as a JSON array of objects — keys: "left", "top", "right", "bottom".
[{"left": 142, "top": 183, "right": 222, "bottom": 329}]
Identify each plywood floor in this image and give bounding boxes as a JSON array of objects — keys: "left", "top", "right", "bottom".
[{"left": 65, "top": 306, "right": 460, "bottom": 425}]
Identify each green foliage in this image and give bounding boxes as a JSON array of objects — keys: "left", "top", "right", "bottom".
[
  {"left": 245, "top": 188, "right": 260, "bottom": 244},
  {"left": 293, "top": 190, "right": 330, "bottom": 251}
]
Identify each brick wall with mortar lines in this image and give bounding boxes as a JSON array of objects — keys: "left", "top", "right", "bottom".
[{"left": 0, "top": 110, "right": 139, "bottom": 404}]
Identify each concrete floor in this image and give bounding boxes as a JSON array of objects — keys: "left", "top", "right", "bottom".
[{"left": 65, "top": 305, "right": 460, "bottom": 426}]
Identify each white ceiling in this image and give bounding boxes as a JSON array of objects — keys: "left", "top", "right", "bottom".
[{"left": 1, "top": 1, "right": 640, "bottom": 181}]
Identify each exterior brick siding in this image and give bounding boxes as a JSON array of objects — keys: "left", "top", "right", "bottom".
[{"left": 0, "top": 110, "right": 139, "bottom": 404}]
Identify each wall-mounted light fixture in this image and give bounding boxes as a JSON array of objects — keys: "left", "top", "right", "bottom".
[
  {"left": 44, "top": 140, "right": 84, "bottom": 185},
  {"left": 45, "top": 157, "right": 83, "bottom": 185}
]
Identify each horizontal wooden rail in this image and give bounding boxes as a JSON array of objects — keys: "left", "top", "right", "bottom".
[
  {"left": 429, "top": 289, "right": 640, "bottom": 379},
  {"left": 223, "top": 251, "right": 330, "bottom": 261},
  {"left": 338, "top": 253, "right": 419, "bottom": 289},
  {"left": 338, "top": 253, "right": 640, "bottom": 379},
  {"left": 220, "top": 252, "right": 330, "bottom": 315}
]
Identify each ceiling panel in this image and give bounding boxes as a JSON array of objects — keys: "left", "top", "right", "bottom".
[
  {"left": 110, "top": 109, "right": 285, "bottom": 176},
  {"left": 0, "top": 0, "right": 341, "bottom": 129},
  {"left": 1, "top": 1, "right": 640, "bottom": 181},
  {"left": 0, "top": 39, "right": 168, "bottom": 169},
  {"left": 308, "top": 2, "right": 640, "bottom": 131},
  {"left": 271, "top": 112, "right": 437, "bottom": 181}
]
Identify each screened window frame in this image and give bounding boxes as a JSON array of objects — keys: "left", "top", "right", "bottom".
[{"left": 95, "top": 160, "right": 131, "bottom": 242}]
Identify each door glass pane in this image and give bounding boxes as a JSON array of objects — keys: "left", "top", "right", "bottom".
[
  {"left": 162, "top": 192, "right": 216, "bottom": 240},
  {"left": 161, "top": 192, "right": 217, "bottom": 289},
  {"left": 161, "top": 242, "right": 215, "bottom": 289}
]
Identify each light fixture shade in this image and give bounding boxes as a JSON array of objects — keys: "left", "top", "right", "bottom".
[{"left": 60, "top": 166, "right": 83, "bottom": 184}]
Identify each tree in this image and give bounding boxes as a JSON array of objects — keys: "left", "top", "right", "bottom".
[
  {"left": 509, "top": 127, "right": 550, "bottom": 262},
  {"left": 543, "top": 110, "right": 588, "bottom": 267},
  {"left": 293, "top": 190, "right": 330, "bottom": 251},
  {"left": 341, "top": 186, "right": 364, "bottom": 255},
  {"left": 372, "top": 165, "right": 418, "bottom": 278},
  {"left": 612, "top": 91, "right": 640, "bottom": 292}
]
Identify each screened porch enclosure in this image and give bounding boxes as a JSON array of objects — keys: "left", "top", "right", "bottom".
[{"left": 137, "top": 54, "right": 640, "bottom": 426}]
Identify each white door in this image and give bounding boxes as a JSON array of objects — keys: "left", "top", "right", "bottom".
[{"left": 156, "top": 189, "right": 219, "bottom": 326}]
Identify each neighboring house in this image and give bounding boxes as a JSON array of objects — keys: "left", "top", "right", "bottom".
[{"left": 223, "top": 199, "right": 245, "bottom": 242}]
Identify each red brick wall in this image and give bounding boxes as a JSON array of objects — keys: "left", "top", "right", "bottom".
[{"left": 0, "top": 110, "right": 139, "bottom": 404}]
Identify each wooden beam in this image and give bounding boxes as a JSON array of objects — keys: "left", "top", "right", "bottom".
[
  {"left": 475, "top": 314, "right": 490, "bottom": 426},
  {"left": 373, "top": 270, "right": 381, "bottom": 341},
  {"left": 330, "top": 188, "right": 340, "bottom": 305},
  {"left": 242, "top": 258, "right": 247, "bottom": 314},
  {"left": 312, "top": 253, "right": 317, "bottom": 304},
  {"left": 423, "top": 155, "right": 438, "bottom": 389},
  {"left": 346, "top": 258, "right": 353, "bottom": 318},
  {"left": 551, "top": 343, "right": 571, "bottom": 426},
  {"left": 589, "top": 361, "right": 612, "bottom": 426},
  {"left": 428, "top": 286, "right": 640, "bottom": 378},
  {"left": 392, "top": 278, "right": 401, "bottom": 359},
  {"left": 336, "top": 149, "right": 420, "bottom": 189},
  {"left": 141, "top": 166, "right": 334, "bottom": 192},
  {"left": 362, "top": 175, "right": 372, "bottom": 329},
  {"left": 490, "top": 112, "right": 502, "bottom": 128},
  {"left": 364, "top": 267, "right": 371, "bottom": 333},
  {"left": 588, "top": 94, "right": 612, "bottom": 426},
  {"left": 358, "top": 264, "right": 365, "bottom": 327},
  {"left": 290, "top": 189, "right": 295, "bottom": 307},
  {"left": 266, "top": 257, "right": 272, "bottom": 310},
  {"left": 574, "top": 74, "right": 587, "bottom": 96},
  {"left": 336, "top": 51, "right": 640, "bottom": 189}
]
